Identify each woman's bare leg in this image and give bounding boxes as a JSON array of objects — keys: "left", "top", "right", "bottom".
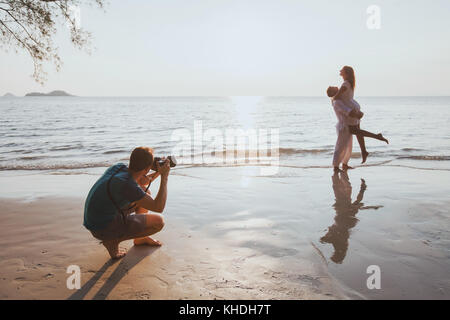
[
  {"left": 349, "top": 125, "right": 388, "bottom": 163},
  {"left": 359, "top": 129, "right": 388, "bottom": 144}
]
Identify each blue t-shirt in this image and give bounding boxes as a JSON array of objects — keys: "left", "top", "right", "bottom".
[{"left": 83, "top": 163, "right": 146, "bottom": 231}]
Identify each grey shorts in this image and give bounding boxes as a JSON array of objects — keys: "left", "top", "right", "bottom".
[{"left": 90, "top": 212, "right": 148, "bottom": 241}]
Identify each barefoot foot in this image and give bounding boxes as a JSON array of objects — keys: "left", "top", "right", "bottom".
[
  {"left": 361, "top": 151, "right": 369, "bottom": 164},
  {"left": 377, "top": 133, "right": 389, "bottom": 144},
  {"left": 342, "top": 164, "right": 354, "bottom": 171},
  {"left": 102, "top": 240, "right": 127, "bottom": 259},
  {"left": 134, "top": 236, "right": 162, "bottom": 246}
]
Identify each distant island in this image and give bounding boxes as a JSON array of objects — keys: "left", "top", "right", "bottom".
[
  {"left": 2, "top": 93, "right": 16, "bottom": 98},
  {"left": 25, "top": 90, "right": 73, "bottom": 97}
]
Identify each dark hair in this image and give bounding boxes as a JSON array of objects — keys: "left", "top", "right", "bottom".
[
  {"left": 343, "top": 66, "right": 355, "bottom": 90},
  {"left": 129, "top": 147, "right": 154, "bottom": 172},
  {"left": 327, "top": 86, "right": 337, "bottom": 97}
]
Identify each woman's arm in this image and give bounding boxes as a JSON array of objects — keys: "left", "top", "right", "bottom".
[{"left": 333, "top": 84, "right": 347, "bottom": 100}]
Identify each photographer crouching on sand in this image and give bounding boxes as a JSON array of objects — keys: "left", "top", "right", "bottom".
[{"left": 83, "top": 147, "right": 172, "bottom": 259}]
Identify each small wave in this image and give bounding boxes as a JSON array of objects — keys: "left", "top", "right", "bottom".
[
  {"left": 0, "top": 162, "right": 113, "bottom": 171},
  {"left": 279, "top": 147, "right": 332, "bottom": 155},
  {"left": 179, "top": 147, "right": 332, "bottom": 160},
  {"left": 382, "top": 164, "right": 450, "bottom": 171},
  {"left": 103, "top": 149, "right": 128, "bottom": 155},
  {"left": 1, "top": 159, "right": 449, "bottom": 172},
  {"left": 18, "top": 156, "right": 47, "bottom": 160},
  {"left": 4, "top": 133, "right": 42, "bottom": 138},
  {"left": 398, "top": 155, "right": 450, "bottom": 161},
  {"left": 401, "top": 148, "right": 424, "bottom": 152},
  {"left": 179, "top": 160, "right": 450, "bottom": 172},
  {"left": 8, "top": 149, "right": 33, "bottom": 154},
  {"left": 49, "top": 144, "right": 83, "bottom": 151},
  {"left": 1, "top": 143, "right": 19, "bottom": 147}
]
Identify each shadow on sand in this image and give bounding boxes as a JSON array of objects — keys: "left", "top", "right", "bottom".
[{"left": 68, "top": 245, "right": 160, "bottom": 300}]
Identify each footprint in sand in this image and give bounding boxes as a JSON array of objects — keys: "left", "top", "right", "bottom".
[{"left": 135, "top": 291, "right": 152, "bottom": 299}]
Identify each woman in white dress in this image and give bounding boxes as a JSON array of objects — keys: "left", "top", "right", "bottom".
[
  {"left": 333, "top": 66, "right": 389, "bottom": 167},
  {"left": 329, "top": 87, "right": 354, "bottom": 173}
]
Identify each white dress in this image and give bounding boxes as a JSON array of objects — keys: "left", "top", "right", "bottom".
[
  {"left": 331, "top": 80, "right": 356, "bottom": 167},
  {"left": 340, "top": 80, "right": 361, "bottom": 127}
]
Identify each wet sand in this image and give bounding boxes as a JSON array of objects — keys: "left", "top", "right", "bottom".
[
  {"left": 0, "top": 197, "right": 343, "bottom": 300},
  {"left": 0, "top": 164, "right": 449, "bottom": 299}
]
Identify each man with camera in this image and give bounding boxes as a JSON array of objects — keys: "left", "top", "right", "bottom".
[{"left": 83, "top": 147, "right": 173, "bottom": 259}]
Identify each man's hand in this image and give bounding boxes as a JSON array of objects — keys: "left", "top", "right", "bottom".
[
  {"left": 135, "top": 159, "right": 169, "bottom": 214},
  {"left": 156, "top": 158, "right": 170, "bottom": 179},
  {"left": 357, "top": 111, "right": 364, "bottom": 119}
]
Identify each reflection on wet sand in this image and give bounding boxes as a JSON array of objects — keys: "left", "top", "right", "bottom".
[{"left": 320, "top": 172, "right": 383, "bottom": 264}]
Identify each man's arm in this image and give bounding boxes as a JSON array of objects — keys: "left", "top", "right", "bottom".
[
  {"left": 333, "top": 99, "right": 352, "bottom": 116},
  {"left": 135, "top": 160, "right": 170, "bottom": 213}
]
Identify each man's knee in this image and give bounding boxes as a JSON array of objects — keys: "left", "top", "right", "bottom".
[
  {"left": 145, "top": 213, "right": 164, "bottom": 231},
  {"left": 156, "top": 215, "right": 165, "bottom": 231}
]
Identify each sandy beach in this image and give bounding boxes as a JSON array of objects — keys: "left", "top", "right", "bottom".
[
  {"left": 0, "top": 199, "right": 343, "bottom": 300},
  {"left": 0, "top": 172, "right": 346, "bottom": 300},
  {"left": 1, "top": 163, "right": 449, "bottom": 300}
]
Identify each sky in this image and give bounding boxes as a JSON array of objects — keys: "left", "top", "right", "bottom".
[{"left": 1, "top": 0, "right": 450, "bottom": 96}]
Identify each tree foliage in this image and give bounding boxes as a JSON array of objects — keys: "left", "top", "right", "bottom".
[{"left": 0, "top": 0, "right": 104, "bottom": 83}]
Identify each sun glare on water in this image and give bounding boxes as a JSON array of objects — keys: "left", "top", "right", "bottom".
[
  {"left": 230, "top": 96, "right": 263, "bottom": 188},
  {"left": 231, "top": 96, "right": 262, "bottom": 129}
]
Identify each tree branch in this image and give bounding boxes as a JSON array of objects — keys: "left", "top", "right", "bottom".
[
  {"left": 0, "top": 0, "right": 104, "bottom": 83},
  {"left": 0, "top": 7, "right": 41, "bottom": 47}
]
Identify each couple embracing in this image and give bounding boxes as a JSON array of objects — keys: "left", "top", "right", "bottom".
[{"left": 328, "top": 66, "right": 389, "bottom": 172}]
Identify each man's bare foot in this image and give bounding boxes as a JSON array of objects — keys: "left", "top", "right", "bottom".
[
  {"left": 361, "top": 151, "right": 369, "bottom": 164},
  {"left": 101, "top": 240, "right": 127, "bottom": 259},
  {"left": 377, "top": 133, "right": 389, "bottom": 144},
  {"left": 134, "top": 236, "right": 162, "bottom": 246},
  {"left": 342, "top": 164, "right": 354, "bottom": 171},
  {"left": 333, "top": 166, "right": 342, "bottom": 173}
]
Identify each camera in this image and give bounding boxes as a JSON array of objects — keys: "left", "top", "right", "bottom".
[{"left": 151, "top": 155, "right": 177, "bottom": 171}]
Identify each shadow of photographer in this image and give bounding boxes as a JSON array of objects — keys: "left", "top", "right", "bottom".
[{"left": 68, "top": 244, "right": 160, "bottom": 300}]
